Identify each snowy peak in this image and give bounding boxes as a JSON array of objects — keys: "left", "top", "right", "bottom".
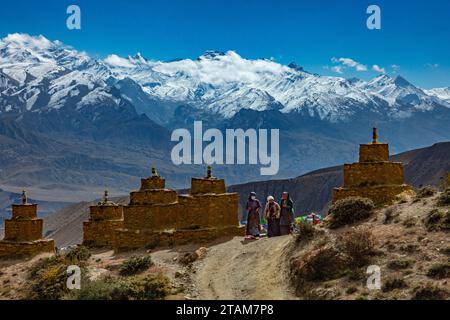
[
  {"left": 198, "top": 50, "right": 227, "bottom": 60},
  {"left": 0, "top": 33, "right": 449, "bottom": 122},
  {"left": 425, "top": 87, "right": 450, "bottom": 103}
]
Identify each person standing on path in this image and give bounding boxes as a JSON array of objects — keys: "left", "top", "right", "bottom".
[
  {"left": 279, "top": 192, "right": 294, "bottom": 235},
  {"left": 245, "top": 192, "right": 261, "bottom": 238},
  {"left": 264, "top": 196, "right": 281, "bottom": 237}
]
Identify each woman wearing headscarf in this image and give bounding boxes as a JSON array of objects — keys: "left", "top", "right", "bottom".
[
  {"left": 264, "top": 196, "right": 281, "bottom": 237},
  {"left": 245, "top": 192, "right": 261, "bottom": 238},
  {"left": 279, "top": 192, "right": 295, "bottom": 235}
]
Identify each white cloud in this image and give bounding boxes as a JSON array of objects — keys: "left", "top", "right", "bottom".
[
  {"left": 152, "top": 50, "right": 291, "bottom": 85},
  {"left": 331, "top": 57, "right": 367, "bottom": 72},
  {"left": 424, "top": 63, "right": 440, "bottom": 68},
  {"left": 104, "top": 54, "right": 135, "bottom": 68},
  {"left": 331, "top": 66, "right": 344, "bottom": 74},
  {"left": 391, "top": 64, "right": 400, "bottom": 70},
  {"left": 372, "top": 64, "right": 386, "bottom": 73}
]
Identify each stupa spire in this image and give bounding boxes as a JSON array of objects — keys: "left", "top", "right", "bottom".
[
  {"left": 372, "top": 127, "right": 379, "bottom": 144},
  {"left": 21, "top": 189, "right": 27, "bottom": 205}
]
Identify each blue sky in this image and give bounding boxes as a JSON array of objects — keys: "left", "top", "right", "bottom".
[{"left": 0, "top": 0, "right": 449, "bottom": 88}]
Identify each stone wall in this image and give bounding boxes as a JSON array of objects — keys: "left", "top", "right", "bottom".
[
  {"left": 4, "top": 219, "right": 43, "bottom": 242},
  {"left": 333, "top": 185, "right": 413, "bottom": 206},
  {"left": 82, "top": 204, "right": 124, "bottom": 247},
  {"left": 89, "top": 205, "right": 123, "bottom": 221},
  {"left": 129, "top": 189, "right": 178, "bottom": 205},
  {"left": 83, "top": 219, "right": 123, "bottom": 247},
  {"left": 0, "top": 239, "right": 55, "bottom": 259},
  {"left": 359, "top": 143, "right": 389, "bottom": 162},
  {"left": 114, "top": 226, "right": 244, "bottom": 252},
  {"left": 191, "top": 178, "right": 226, "bottom": 195},
  {"left": 141, "top": 176, "right": 165, "bottom": 190},
  {"left": 343, "top": 162, "right": 405, "bottom": 187},
  {"left": 122, "top": 203, "right": 180, "bottom": 230},
  {"left": 11, "top": 204, "right": 38, "bottom": 219}
]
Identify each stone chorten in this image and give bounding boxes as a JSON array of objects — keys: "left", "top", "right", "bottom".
[
  {"left": 82, "top": 189, "right": 124, "bottom": 247},
  {"left": 332, "top": 128, "right": 412, "bottom": 206},
  {"left": 0, "top": 190, "right": 55, "bottom": 259},
  {"left": 112, "top": 166, "right": 243, "bottom": 252}
]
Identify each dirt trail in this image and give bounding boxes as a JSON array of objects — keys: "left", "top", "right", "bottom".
[{"left": 193, "top": 236, "right": 296, "bottom": 300}]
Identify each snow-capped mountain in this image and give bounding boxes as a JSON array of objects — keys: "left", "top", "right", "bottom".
[
  {"left": 103, "top": 48, "right": 450, "bottom": 122},
  {"left": 1, "top": 33, "right": 449, "bottom": 125},
  {"left": 425, "top": 87, "right": 450, "bottom": 103}
]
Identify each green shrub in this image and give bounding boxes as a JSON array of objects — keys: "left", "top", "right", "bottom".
[
  {"left": 295, "top": 220, "right": 315, "bottom": 243},
  {"left": 383, "top": 207, "right": 398, "bottom": 224},
  {"left": 64, "top": 246, "right": 91, "bottom": 264},
  {"left": 119, "top": 255, "right": 154, "bottom": 276},
  {"left": 336, "top": 228, "right": 376, "bottom": 267},
  {"left": 402, "top": 216, "right": 418, "bottom": 228},
  {"left": 72, "top": 274, "right": 170, "bottom": 300},
  {"left": 423, "top": 209, "right": 450, "bottom": 231},
  {"left": 442, "top": 247, "right": 450, "bottom": 256},
  {"left": 27, "top": 256, "right": 71, "bottom": 300},
  {"left": 387, "top": 259, "right": 414, "bottom": 270},
  {"left": 438, "top": 188, "right": 450, "bottom": 206},
  {"left": 328, "top": 197, "right": 374, "bottom": 229},
  {"left": 118, "top": 274, "right": 171, "bottom": 300},
  {"left": 412, "top": 284, "right": 448, "bottom": 300},
  {"left": 72, "top": 278, "right": 119, "bottom": 300},
  {"left": 346, "top": 287, "right": 358, "bottom": 295},
  {"left": 426, "top": 263, "right": 450, "bottom": 279},
  {"left": 382, "top": 277, "right": 407, "bottom": 292},
  {"left": 416, "top": 186, "right": 437, "bottom": 198}
]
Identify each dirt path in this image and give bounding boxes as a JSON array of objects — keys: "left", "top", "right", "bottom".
[{"left": 192, "top": 236, "right": 296, "bottom": 300}]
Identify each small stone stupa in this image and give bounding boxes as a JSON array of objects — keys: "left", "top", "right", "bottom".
[
  {"left": 0, "top": 190, "right": 55, "bottom": 259},
  {"left": 82, "top": 189, "right": 124, "bottom": 247},
  {"left": 332, "top": 128, "right": 413, "bottom": 206}
]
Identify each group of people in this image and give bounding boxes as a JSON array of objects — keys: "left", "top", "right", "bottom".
[{"left": 245, "top": 191, "right": 295, "bottom": 239}]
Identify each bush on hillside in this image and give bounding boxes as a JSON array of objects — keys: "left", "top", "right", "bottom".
[
  {"left": 119, "top": 255, "right": 154, "bottom": 276},
  {"left": 438, "top": 188, "right": 450, "bottom": 206},
  {"left": 415, "top": 186, "right": 437, "bottom": 199},
  {"left": 328, "top": 197, "right": 375, "bottom": 229},
  {"left": 64, "top": 246, "right": 91, "bottom": 264},
  {"left": 336, "top": 228, "right": 376, "bottom": 267},
  {"left": 71, "top": 273, "right": 170, "bottom": 300}
]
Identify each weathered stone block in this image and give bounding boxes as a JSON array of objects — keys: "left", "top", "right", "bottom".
[
  {"left": 191, "top": 178, "right": 226, "bottom": 195},
  {"left": 83, "top": 219, "right": 123, "bottom": 247},
  {"left": 11, "top": 204, "right": 37, "bottom": 219},
  {"left": 129, "top": 189, "right": 178, "bottom": 205},
  {"left": 140, "top": 176, "right": 165, "bottom": 190},
  {"left": 332, "top": 185, "right": 413, "bottom": 206},
  {"left": 343, "top": 162, "right": 405, "bottom": 187},
  {"left": 0, "top": 239, "right": 55, "bottom": 260},
  {"left": 359, "top": 143, "right": 389, "bottom": 162},
  {"left": 4, "top": 219, "right": 43, "bottom": 242},
  {"left": 89, "top": 205, "right": 123, "bottom": 221}
]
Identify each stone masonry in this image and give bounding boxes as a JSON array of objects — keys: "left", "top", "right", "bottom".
[
  {"left": 82, "top": 190, "right": 124, "bottom": 247},
  {"left": 0, "top": 191, "right": 55, "bottom": 259},
  {"left": 113, "top": 166, "right": 244, "bottom": 252},
  {"left": 332, "top": 128, "right": 413, "bottom": 206}
]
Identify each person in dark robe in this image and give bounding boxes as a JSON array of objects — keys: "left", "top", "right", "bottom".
[
  {"left": 264, "top": 196, "right": 281, "bottom": 237},
  {"left": 279, "top": 192, "right": 295, "bottom": 235},
  {"left": 245, "top": 192, "right": 261, "bottom": 238}
]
